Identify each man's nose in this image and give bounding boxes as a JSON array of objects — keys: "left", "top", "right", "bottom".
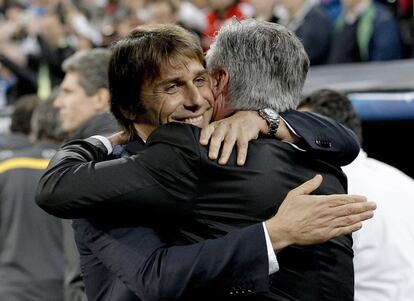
[
  {"left": 53, "top": 93, "right": 64, "bottom": 108},
  {"left": 53, "top": 97, "right": 61, "bottom": 108},
  {"left": 183, "top": 85, "right": 204, "bottom": 112}
]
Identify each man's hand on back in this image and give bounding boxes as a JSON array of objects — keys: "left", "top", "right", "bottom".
[
  {"left": 265, "top": 175, "right": 376, "bottom": 252},
  {"left": 200, "top": 111, "right": 298, "bottom": 166},
  {"left": 107, "top": 131, "right": 130, "bottom": 148}
]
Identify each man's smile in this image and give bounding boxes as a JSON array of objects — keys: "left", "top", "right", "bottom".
[{"left": 175, "top": 115, "right": 205, "bottom": 127}]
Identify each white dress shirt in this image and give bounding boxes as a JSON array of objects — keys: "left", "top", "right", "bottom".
[{"left": 343, "top": 150, "right": 414, "bottom": 301}]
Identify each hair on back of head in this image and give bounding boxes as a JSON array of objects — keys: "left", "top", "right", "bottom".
[
  {"left": 62, "top": 48, "right": 111, "bottom": 96},
  {"left": 31, "top": 90, "right": 66, "bottom": 143},
  {"left": 206, "top": 18, "right": 310, "bottom": 112},
  {"left": 10, "top": 94, "right": 40, "bottom": 135},
  {"left": 299, "top": 89, "right": 363, "bottom": 143}
]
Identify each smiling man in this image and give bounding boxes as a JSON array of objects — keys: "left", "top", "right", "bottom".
[
  {"left": 131, "top": 56, "right": 213, "bottom": 136},
  {"left": 37, "top": 22, "right": 371, "bottom": 300}
]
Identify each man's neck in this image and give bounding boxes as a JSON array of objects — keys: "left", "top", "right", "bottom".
[
  {"left": 134, "top": 123, "right": 154, "bottom": 142},
  {"left": 212, "top": 98, "right": 233, "bottom": 121}
]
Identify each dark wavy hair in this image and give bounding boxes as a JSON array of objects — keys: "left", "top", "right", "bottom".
[
  {"left": 108, "top": 24, "right": 204, "bottom": 139},
  {"left": 299, "top": 89, "right": 363, "bottom": 143},
  {"left": 10, "top": 94, "right": 39, "bottom": 135}
]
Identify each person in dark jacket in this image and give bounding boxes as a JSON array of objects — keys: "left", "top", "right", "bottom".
[
  {"left": 328, "top": 0, "right": 402, "bottom": 63},
  {"left": 0, "top": 94, "right": 38, "bottom": 152},
  {"left": 37, "top": 21, "right": 375, "bottom": 300},
  {"left": 0, "top": 96, "right": 66, "bottom": 301},
  {"left": 53, "top": 48, "right": 119, "bottom": 301},
  {"left": 279, "top": 0, "right": 332, "bottom": 65}
]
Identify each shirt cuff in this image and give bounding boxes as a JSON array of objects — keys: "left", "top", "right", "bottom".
[
  {"left": 281, "top": 116, "right": 301, "bottom": 138},
  {"left": 281, "top": 116, "right": 306, "bottom": 152},
  {"left": 90, "top": 135, "right": 113, "bottom": 155},
  {"left": 262, "top": 222, "right": 279, "bottom": 275}
]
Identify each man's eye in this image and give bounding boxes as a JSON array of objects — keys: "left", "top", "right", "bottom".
[
  {"left": 165, "top": 84, "right": 178, "bottom": 93},
  {"left": 194, "top": 77, "right": 206, "bottom": 87}
]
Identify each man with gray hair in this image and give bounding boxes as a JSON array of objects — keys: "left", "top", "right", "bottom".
[
  {"left": 206, "top": 19, "right": 308, "bottom": 114},
  {"left": 38, "top": 20, "right": 370, "bottom": 300},
  {"left": 54, "top": 48, "right": 119, "bottom": 301},
  {"left": 55, "top": 48, "right": 118, "bottom": 139}
]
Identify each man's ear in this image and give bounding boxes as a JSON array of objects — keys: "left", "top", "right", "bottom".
[
  {"left": 211, "top": 68, "right": 229, "bottom": 98},
  {"left": 93, "top": 88, "right": 110, "bottom": 112}
]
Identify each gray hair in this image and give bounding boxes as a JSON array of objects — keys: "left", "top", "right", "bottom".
[
  {"left": 62, "top": 48, "right": 110, "bottom": 96},
  {"left": 206, "top": 19, "right": 309, "bottom": 112}
]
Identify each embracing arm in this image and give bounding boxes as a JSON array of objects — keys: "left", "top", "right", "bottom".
[
  {"left": 75, "top": 175, "right": 375, "bottom": 300},
  {"left": 200, "top": 110, "right": 360, "bottom": 166},
  {"left": 36, "top": 123, "right": 200, "bottom": 219},
  {"left": 281, "top": 110, "right": 360, "bottom": 166},
  {"left": 75, "top": 221, "right": 270, "bottom": 300}
]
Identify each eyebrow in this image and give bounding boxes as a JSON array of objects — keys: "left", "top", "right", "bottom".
[{"left": 157, "top": 69, "right": 208, "bottom": 87}]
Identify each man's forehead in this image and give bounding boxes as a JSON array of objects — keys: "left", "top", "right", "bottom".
[
  {"left": 157, "top": 57, "right": 206, "bottom": 82},
  {"left": 61, "top": 72, "right": 77, "bottom": 87}
]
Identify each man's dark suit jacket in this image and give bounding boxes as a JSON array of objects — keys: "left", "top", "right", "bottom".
[{"left": 37, "top": 111, "right": 359, "bottom": 300}]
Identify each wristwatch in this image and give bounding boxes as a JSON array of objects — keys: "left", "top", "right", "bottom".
[{"left": 258, "top": 108, "right": 281, "bottom": 137}]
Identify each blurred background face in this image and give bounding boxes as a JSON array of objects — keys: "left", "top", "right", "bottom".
[
  {"left": 208, "top": 0, "right": 235, "bottom": 11},
  {"left": 39, "top": 14, "right": 66, "bottom": 47},
  {"left": 280, "top": 0, "right": 302, "bottom": 14},
  {"left": 340, "top": 0, "right": 364, "bottom": 11},
  {"left": 53, "top": 71, "right": 99, "bottom": 133},
  {"left": 251, "top": 0, "right": 276, "bottom": 17},
  {"left": 146, "top": 1, "right": 177, "bottom": 24},
  {"left": 190, "top": 0, "right": 208, "bottom": 9}
]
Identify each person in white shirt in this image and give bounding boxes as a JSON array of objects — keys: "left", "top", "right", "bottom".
[{"left": 299, "top": 88, "right": 414, "bottom": 301}]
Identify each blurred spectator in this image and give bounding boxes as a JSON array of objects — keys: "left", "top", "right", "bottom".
[
  {"left": 251, "top": 0, "right": 279, "bottom": 23},
  {"left": 0, "top": 94, "right": 38, "bottom": 151},
  {"left": 299, "top": 88, "right": 414, "bottom": 301},
  {"left": 54, "top": 48, "right": 117, "bottom": 139},
  {"left": 0, "top": 4, "right": 75, "bottom": 103},
  {"left": 278, "top": 0, "right": 332, "bottom": 65},
  {"left": 0, "top": 95, "right": 66, "bottom": 301},
  {"left": 0, "top": 38, "right": 38, "bottom": 106},
  {"left": 328, "top": 0, "right": 402, "bottom": 63},
  {"left": 177, "top": 1, "right": 208, "bottom": 33},
  {"left": 320, "top": 0, "right": 342, "bottom": 23},
  {"left": 138, "top": 0, "right": 180, "bottom": 24},
  {"left": 190, "top": 0, "right": 208, "bottom": 9},
  {"left": 137, "top": 0, "right": 207, "bottom": 34},
  {"left": 201, "top": 0, "right": 253, "bottom": 49},
  {"left": 53, "top": 48, "right": 118, "bottom": 301}
]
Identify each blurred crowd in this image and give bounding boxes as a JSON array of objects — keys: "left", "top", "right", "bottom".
[
  {"left": 0, "top": 0, "right": 413, "bottom": 107},
  {"left": 1, "top": 2, "right": 414, "bottom": 300}
]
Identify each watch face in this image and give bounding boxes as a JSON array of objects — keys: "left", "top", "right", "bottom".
[{"left": 263, "top": 108, "right": 277, "bottom": 119}]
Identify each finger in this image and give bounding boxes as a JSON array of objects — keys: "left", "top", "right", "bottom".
[
  {"left": 324, "top": 194, "right": 368, "bottom": 207},
  {"left": 331, "top": 201, "right": 376, "bottom": 218},
  {"left": 236, "top": 139, "right": 248, "bottom": 166},
  {"left": 287, "top": 174, "right": 323, "bottom": 197},
  {"left": 199, "top": 123, "right": 216, "bottom": 145},
  {"left": 208, "top": 128, "right": 226, "bottom": 160},
  {"left": 333, "top": 210, "right": 374, "bottom": 228},
  {"left": 330, "top": 222, "right": 363, "bottom": 238},
  {"left": 218, "top": 135, "right": 237, "bottom": 165}
]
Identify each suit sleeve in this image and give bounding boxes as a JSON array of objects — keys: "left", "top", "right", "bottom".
[
  {"left": 73, "top": 219, "right": 270, "bottom": 300},
  {"left": 36, "top": 123, "right": 201, "bottom": 220},
  {"left": 280, "top": 110, "right": 360, "bottom": 166}
]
